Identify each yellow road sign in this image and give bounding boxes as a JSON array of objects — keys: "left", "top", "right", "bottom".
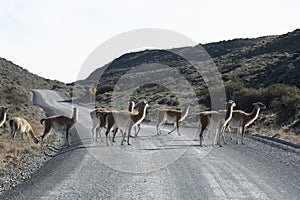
[{"left": 89, "top": 86, "right": 97, "bottom": 95}]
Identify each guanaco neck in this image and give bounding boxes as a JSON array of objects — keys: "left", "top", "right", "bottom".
[
  {"left": 137, "top": 103, "right": 147, "bottom": 119},
  {"left": 0, "top": 110, "right": 7, "bottom": 126},
  {"left": 132, "top": 102, "right": 147, "bottom": 123},
  {"left": 29, "top": 128, "right": 36, "bottom": 138},
  {"left": 225, "top": 103, "right": 234, "bottom": 122},
  {"left": 245, "top": 106, "right": 260, "bottom": 126},
  {"left": 128, "top": 101, "right": 135, "bottom": 113},
  {"left": 179, "top": 106, "right": 190, "bottom": 122}
]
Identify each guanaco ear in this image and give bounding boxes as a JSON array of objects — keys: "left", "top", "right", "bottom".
[
  {"left": 253, "top": 102, "right": 266, "bottom": 109},
  {"left": 259, "top": 102, "right": 267, "bottom": 109}
]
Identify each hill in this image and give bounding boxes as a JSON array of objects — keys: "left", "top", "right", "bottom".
[
  {"left": 75, "top": 29, "right": 300, "bottom": 141},
  {"left": 0, "top": 57, "right": 71, "bottom": 172}
]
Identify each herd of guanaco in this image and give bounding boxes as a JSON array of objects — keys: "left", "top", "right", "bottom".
[
  {"left": 0, "top": 98, "right": 266, "bottom": 148},
  {"left": 90, "top": 100, "right": 266, "bottom": 147}
]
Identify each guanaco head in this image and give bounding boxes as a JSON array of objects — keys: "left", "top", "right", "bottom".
[
  {"left": 128, "top": 101, "right": 135, "bottom": 112},
  {"left": 253, "top": 102, "right": 266, "bottom": 109},
  {"left": 135, "top": 100, "right": 149, "bottom": 116},
  {"left": 226, "top": 100, "right": 236, "bottom": 108},
  {"left": 33, "top": 137, "right": 39, "bottom": 144},
  {"left": 39, "top": 136, "right": 45, "bottom": 147},
  {"left": 73, "top": 107, "right": 79, "bottom": 113}
]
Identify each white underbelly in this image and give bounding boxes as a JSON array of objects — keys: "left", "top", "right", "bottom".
[
  {"left": 52, "top": 121, "right": 67, "bottom": 132},
  {"left": 229, "top": 118, "right": 243, "bottom": 128},
  {"left": 113, "top": 116, "right": 130, "bottom": 131},
  {"left": 166, "top": 115, "right": 176, "bottom": 123},
  {"left": 208, "top": 118, "right": 221, "bottom": 130},
  {"left": 19, "top": 124, "right": 29, "bottom": 133}
]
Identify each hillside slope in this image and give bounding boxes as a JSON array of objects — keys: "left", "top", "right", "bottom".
[
  {"left": 82, "top": 29, "right": 300, "bottom": 89},
  {"left": 0, "top": 57, "right": 70, "bottom": 171},
  {"left": 76, "top": 29, "right": 300, "bottom": 140},
  {"left": 0, "top": 57, "right": 70, "bottom": 119}
]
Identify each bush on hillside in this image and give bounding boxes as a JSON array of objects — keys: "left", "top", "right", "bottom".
[{"left": 226, "top": 83, "right": 300, "bottom": 126}]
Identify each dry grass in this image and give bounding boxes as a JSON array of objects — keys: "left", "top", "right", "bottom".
[
  {"left": 0, "top": 123, "right": 59, "bottom": 175},
  {"left": 0, "top": 133, "right": 42, "bottom": 173},
  {"left": 0, "top": 111, "right": 55, "bottom": 174},
  {"left": 257, "top": 126, "right": 300, "bottom": 144}
]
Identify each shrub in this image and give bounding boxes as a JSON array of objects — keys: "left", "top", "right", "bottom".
[
  {"left": 227, "top": 83, "right": 300, "bottom": 126},
  {"left": 97, "top": 85, "right": 114, "bottom": 94}
]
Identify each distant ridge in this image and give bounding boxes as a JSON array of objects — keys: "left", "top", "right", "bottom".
[{"left": 83, "top": 29, "right": 300, "bottom": 88}]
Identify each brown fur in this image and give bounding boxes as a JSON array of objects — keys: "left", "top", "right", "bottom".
[
  {"left": 104, "top": 101, "right": 148, "bottom": 146},
  {"left": 127, "top": 101, "right": 141, "bottom": 136},
  {"left": 109, "top": 101, "right": 141, "bottom": 142},
  {"left": 156, "top": 105, "right": 190, "bottom": 135},
  {"left": 198, "top": 100, "right": 236, "bottom": 147},
  {"left": 226, "top": 102, "right": 266, "bottom": 144},
  {"left": 91, "top": 108, "right": 111, "bottom": 141},
  {"left": 40, "top": 107, "right": 78, "bottom": 146},
  {"left": 9, "top": 117, "right": 39, "bottom": 144},
  {"left": 94, "top": 109, "right": 113, "bottom": 142}
]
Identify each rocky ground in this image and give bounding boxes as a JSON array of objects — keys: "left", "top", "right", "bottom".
[{"left": 0, "top": 139, "right": 64, "bottom": 194}]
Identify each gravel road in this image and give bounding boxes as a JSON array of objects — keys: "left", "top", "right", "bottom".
[{"left": 1, "top": 89, "right": 299, "bottom": 200}]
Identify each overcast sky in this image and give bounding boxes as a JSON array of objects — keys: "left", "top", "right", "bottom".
[{"left": 0, "top": 0, "right": 299, "bottom": 83}]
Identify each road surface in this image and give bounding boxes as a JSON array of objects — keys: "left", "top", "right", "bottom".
[{"left": 1, "top": 90, "right": 299, "bottom": 199}]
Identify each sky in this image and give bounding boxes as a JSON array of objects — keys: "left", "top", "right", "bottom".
[{"left": 0, "top": 0, "right": 299, "bottom": 83}]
